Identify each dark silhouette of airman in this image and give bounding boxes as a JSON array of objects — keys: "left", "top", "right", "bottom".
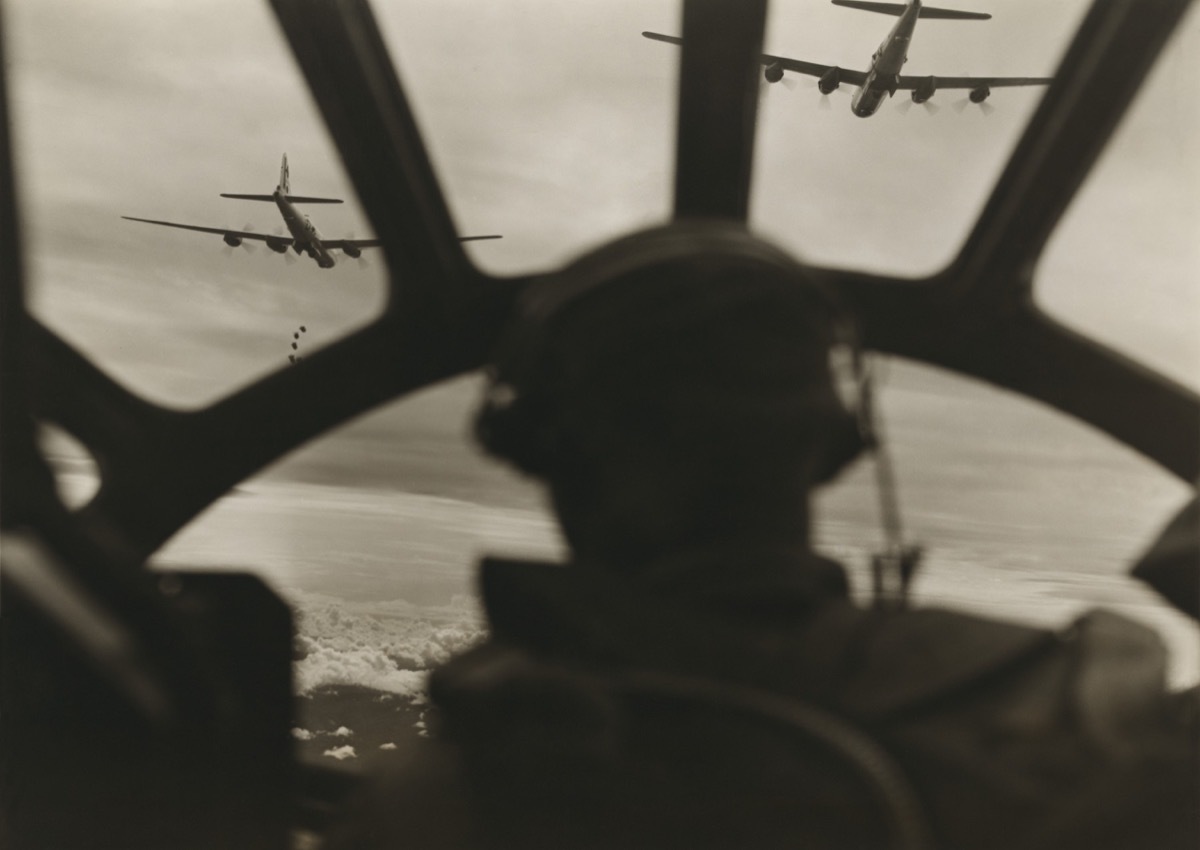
[{"left": 332, "top": 227, "right": 1197, "bottom": 850}]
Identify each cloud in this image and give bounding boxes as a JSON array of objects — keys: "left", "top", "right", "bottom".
[
  {"left": 288, "top": 586, "right": 488, "bottom": 698},
  {"left": 322, "top": 745, "right": 357, "bottom": 761}
]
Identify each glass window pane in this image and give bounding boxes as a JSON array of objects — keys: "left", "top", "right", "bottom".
[
  {"left": 155, "top": 378, "right": 560, "bottom": 605},
  {"left": 814, "top": 359, "right": 1197, "bottom": 686},
  {"left": 374, "top": 0, "right": 679, "bottom": 276},
  {"left": 1038, "top": 3, "right": 1200, "bottom": 391},
  {"left": 752, "top": 0, "right": 1087, "bottom": 276},
  {"left": 9, "top": 0, "right": 387, "bottom": 408},
  {"left": 152, "top": 378, "right": 561, "bottom": 757}
]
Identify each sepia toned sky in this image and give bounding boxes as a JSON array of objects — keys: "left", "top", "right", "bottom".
[{"left": 6, "top": 0, "right": 1196, "bottom": 411}]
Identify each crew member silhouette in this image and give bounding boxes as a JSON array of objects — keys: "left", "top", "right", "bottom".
[{"left": 333, "top": 226, "right": 1197, "bottom": 850}]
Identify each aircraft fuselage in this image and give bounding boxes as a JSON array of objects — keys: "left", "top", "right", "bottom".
[
  {"left": 850, "top": 0, "right": 921, "bottom": 117},
  {"left": 274, "top": 189, "right": 336, "bottom": 268}
]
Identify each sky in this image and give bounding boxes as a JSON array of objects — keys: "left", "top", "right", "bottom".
[
  {"left": 6, "top": 0, "right": 1196, "bottom": 410},
  {"left": 7, "top": 0, "right": 1198, "bottom": 680}
]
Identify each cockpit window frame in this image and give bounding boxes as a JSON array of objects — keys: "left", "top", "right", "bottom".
[{"left": 1, "top": 0, "right": 1195, "bottom": 568}]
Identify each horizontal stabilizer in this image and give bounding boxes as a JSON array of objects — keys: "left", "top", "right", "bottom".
[
  {"left": 282, "top": 195, "right": 344, "bottom": 204},
  {"left": 219, "top": 193, "right": 344, "bottom": 204},
  {"left": 831, "top": 1, "right": 990, "bottom": 19},
  {"left": 642, "top": 31, "right": 684, "bottom": 46}
]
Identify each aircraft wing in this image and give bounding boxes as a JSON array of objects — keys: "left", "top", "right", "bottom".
[
  {"left": 761, "top": 52, "right": 869, "bottom": 87},
  {"left": 642, "top": 32, "right": 868, "bottom": 88},
  {"left": 326, "top": 235, "right": 502, "bottom": 251},
  {"left": 121, "top": 216, "right": 291, "bottom": 246},
  {"left": 327, "top": 237, "right": 380, "bottom": 251},
  {"left": 897, "top": 74, "right": 1055, "bottom": 90}
]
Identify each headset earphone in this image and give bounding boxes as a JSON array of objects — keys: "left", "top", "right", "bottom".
[
  {"left": 475, "top": 221, "right": 874, "bottom": 481},
  {"left": 475, "top": 221, "right": 920, "bottom": 604}
]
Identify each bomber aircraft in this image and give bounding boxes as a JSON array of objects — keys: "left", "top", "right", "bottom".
[
  {"left": 123, "top": 153, "right": 501, "bottom": 268},
  {"left": 644, "top": 0, "right": 1055, "bottom": 117}
]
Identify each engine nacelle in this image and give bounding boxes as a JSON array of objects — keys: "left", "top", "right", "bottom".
[
  {"left": 912, "top": 76, "right": 937, "bottom": 104},
  {"left": 342, "top": 244, "right": 362, "bottom": 259},
  {"left": 223, "top": 234, "right": 242, "bottom": 248},
  {"left": 969, "top": 85, "right": 991, "bottom": 104},
  {"left": 818, "top": 67, "right": 841, "bottom": 95},
  {"left": 763, "top": 62, "right": 784, "bottom": 84},
  {"left": 266, "top": 238, "right": 289, "bottom": 254}
]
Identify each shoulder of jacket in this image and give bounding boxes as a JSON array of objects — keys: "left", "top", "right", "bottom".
[{"left": 1063, "top": 609, "right": 1175, "bottom": 755}]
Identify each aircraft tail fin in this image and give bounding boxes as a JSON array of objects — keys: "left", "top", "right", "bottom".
[
  {"left": 831, "top": 1, "right": 991, "bottom": 19},
  {"left": 219, "top": 154, "right": 343, "bottom": 203}
]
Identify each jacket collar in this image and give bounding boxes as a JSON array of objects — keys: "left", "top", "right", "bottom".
[
  {"left": 474, "top": 549, "right": 851, "bottom": 689},
  {"left": 468, "top": 550, "right": 1055, "bottom": 720}
]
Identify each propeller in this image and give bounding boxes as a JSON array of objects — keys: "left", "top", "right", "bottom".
[
  {"left": 800, "top": 76, "right": 844, "bottom": 110},
  {"left": 273, "top": 226, "right": 299, "bottom": 264},
  {"left": 952, "top": 97, "right": 995, "bottom": 116},
  {"left": 761, "top": 75, "right": 798, "bottom": 91},
  {"left": 952, "top": 79, "right": 996, "bottom": 116},
  {"left": 338, "top": 232, "right": 370, "bottom": 270},
  {"left": 897, "top": 98, "right": 939, "bottom": 116},
  {"left": 222, "top": 224, "right": 259, "bottom": 257}
]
